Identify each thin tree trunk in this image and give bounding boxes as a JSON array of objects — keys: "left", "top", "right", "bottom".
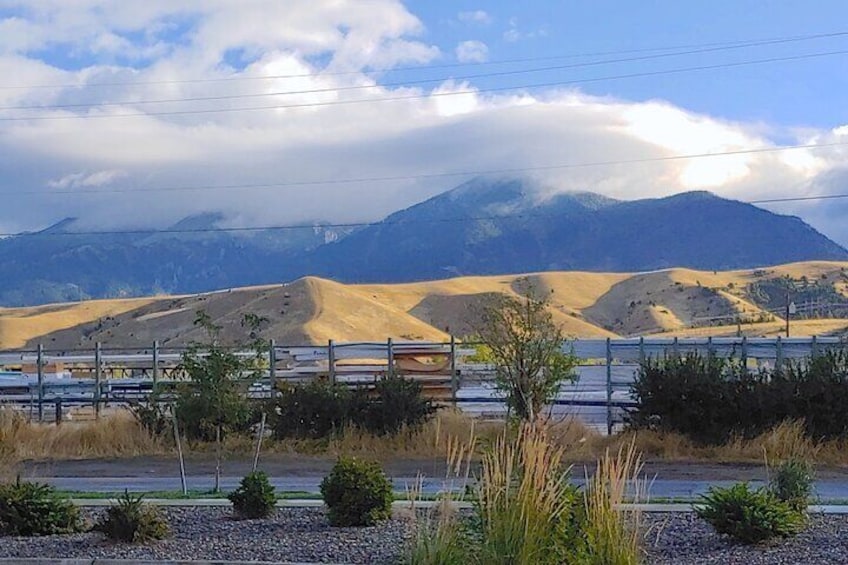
[{"left": 214, "top": 424, "right": 222, "bottom": 494}]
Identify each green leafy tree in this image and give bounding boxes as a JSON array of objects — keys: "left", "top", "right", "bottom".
[
  {"left": 473, "top": 280, "right": 577, "bottom": 421},
  {"left": 175, "top": 310, "right": 264, "bottom": 492}
]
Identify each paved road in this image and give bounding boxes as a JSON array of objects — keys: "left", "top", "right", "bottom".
[{"left": 32, "top": 474, "right": 848, "bottom": 501}]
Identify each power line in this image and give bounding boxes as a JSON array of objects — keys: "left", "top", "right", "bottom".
[
  {"left": 3, "top": 29, "right": 846, "bottom": 91},
  {"left": 750, "top": 193, "right": 848, "bottom": 204},
  {"left": 6, "top": 191, "right": 848, "bottom": 240},
  {"left": 3, "top": 48, "right": 848, "bottom": 122},
  {"left": 16, "top": 140, "right": 848, "bottom": 197},
  {"left": 10, "top": 190, "right": 848, "bottom": 239},
  {"left": 3, "top": 32, "right": 845, "bottom": 112}
]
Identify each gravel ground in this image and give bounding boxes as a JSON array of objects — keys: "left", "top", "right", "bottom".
[
  {"left": 2, "top": 507, "right": 848, "bottom": 564},
  {"left": 0, "top": 507, "right": 414, "bottom": 564},
  {"left": 644, "top": 513, "right": 848, "bottom": 565}
]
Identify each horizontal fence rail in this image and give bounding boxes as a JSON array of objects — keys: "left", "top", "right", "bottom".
[{"left": 0, "top": 336, "right": 843, "bottom": 433}]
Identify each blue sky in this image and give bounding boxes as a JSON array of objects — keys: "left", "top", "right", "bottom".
[
  {"left": 0, "top": 0, "right": 846, "bottom": 245},
  {"left": 404, "top": 0, "right": 848, "bottom": 128}
]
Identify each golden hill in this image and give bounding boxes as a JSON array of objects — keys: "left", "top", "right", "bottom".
[{"left": 0, "top": 261, "right": 846, "bottom": 349}]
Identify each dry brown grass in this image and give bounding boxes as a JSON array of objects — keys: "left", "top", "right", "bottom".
[
  {"left": 215, "top": 409, "right": 503, "bottom": 462},
  {"left": 603, "top": 420, "right": 847, "bottom": 466},
  {"left": 2, "top": 404, "right": 846, "bottom": 469},
  {"left": 0, "top": 408, "right": 163, "bottom": 462}
]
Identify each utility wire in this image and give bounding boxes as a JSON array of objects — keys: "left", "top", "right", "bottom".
[
  {"left": 6, "top": 191, "right": 848, "bottom": 239},
  {"left": 2, "top": 48, "right": 847, "bottom": 121},
  {"left": 3, "top": 32, "right": 845, "bottom": 111},
  {"left": 14, "top": 140, "right": 848, "bottom": 197},
  {"left": 3, "top": 29, "right": 846, "bottom": 91}
]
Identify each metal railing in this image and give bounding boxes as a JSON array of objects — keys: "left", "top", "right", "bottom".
[{"left": 0, "top": 336, "right": 843, "bottom": 432}]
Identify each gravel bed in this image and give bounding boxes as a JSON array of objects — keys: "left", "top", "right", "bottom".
[
  {"left": 0, "top": 507, "right": 414, "bottom": 564},
  {"left": 644, "top": 512, "right": 848, "bottom": 565},
  {"left": 3, "top": 508, "right": 848, "bottom": 564}
]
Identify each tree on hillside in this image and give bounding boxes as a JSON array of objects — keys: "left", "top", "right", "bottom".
[{"left": 473, "top": 279, "right": 577, "bottom": 421}]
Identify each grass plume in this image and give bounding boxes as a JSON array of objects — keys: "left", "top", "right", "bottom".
[{"left": 583, "top": 439, "right": 645, "bottom": 565}]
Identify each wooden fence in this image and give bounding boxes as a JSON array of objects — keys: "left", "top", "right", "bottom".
[{"left": 0, "top": 336, "right": 844, "bottom": 433}]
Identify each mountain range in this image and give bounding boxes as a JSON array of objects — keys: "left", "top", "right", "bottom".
[{"left": 1, "top": 177, "right": 846, "bottom": 306}]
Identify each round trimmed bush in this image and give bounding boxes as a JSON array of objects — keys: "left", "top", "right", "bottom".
[
  {"left": 228, "top": 471, "right": 276, "bottom": 519},
  {"left": 320, "top": 457, "right": 393, "bottom": 527}
]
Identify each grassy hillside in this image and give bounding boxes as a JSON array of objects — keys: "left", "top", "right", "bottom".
[{"left": 1, "top": 261, "right": 846, "bottom": 349}]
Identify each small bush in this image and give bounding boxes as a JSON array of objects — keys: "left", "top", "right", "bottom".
[
  {"left": 128, "top": 397, "right": 170, "bottom": 438},
  {"left": 359, "top": 376, "right": 435, "bottom": 435},
  {"left": 770, "top": 459, "right": 815, "bottom": 513},
  {"left": 696, "top": 483, "right": 804, "bottom": 544},
  {"left": 0, "top": 477, "right": 82, "bottom": 536},
  {"left": 228, "top": 471, "right": 276, "bottom": 519},
  {"left": 272, "top": 381, "right": 353, "bottom": 439},
  {"left": 320, "top": 457, "right": 393, "bottom": 527},
  {"left": 97, "top": 491, "right": 169, "bottom": 543}
]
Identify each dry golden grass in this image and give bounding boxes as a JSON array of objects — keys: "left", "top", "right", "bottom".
[
  {"left": 0, "top": 260, "right": 845, "bottom": 347},
  {"left": 603, "top": 420, "right": 847, "bottom": 466},
  {"left": 650, "top": 318, "right": 848, "bottom": 338},
  {"left": 0, "top": 297, "right": 161, "bottom": 349},
  {"left": 1, "top": 404, "right": 846, "bottom": 470},
  {"left": 304, "top": 277, "right": 449, "bottom": 343},
  {"left": 217, "top": 409, "right": 503, "bottom": 462},
  {"left": 0, "top": 408, "right": 163, "bottom": 461}
]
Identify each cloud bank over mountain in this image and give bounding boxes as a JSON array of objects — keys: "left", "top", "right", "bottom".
[{"left": 0, "top": 1, "right": 846, "bottom": 244}]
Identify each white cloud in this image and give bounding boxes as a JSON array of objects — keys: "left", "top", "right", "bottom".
[
  {"left": 457, "top": 10, "right": 492, "bottom": 25},
  {"left": 0, "top": 1, "right": 846, "bottom": 248},
  {"left": 455, "top": 40, "right": 488, "bottom": 63},
  {"left": 503, "top": 17, "right": 547, "bottom": 42},
  {"left": 48, "top": 170, "right": 128, "bottom": 189}
]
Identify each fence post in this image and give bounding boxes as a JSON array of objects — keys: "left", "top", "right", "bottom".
[
  {"left": 328, "top": 340, "right": 336, "bottom": 385},
  {"left": 741, "top": 336, "right": 748, "bottom": 369},
  {"left": 55, "top": 399, "right": 62, "bottom": 426},
  {"left": 268, "top": 338, "right": 276, "bottom": 393},
  {"left": 638, "top": 336, "right": 645, "bottom": 365},
  {"left": 672, "top": 336, "right": 680, "bottom": 357},
  {"left": 450, "top": 335, "right": 458, "bottom": 404},
  {"left": 37, "top": 343, "right": 44, "bottom": 422},
  {"left": 387, "top": 338, "right": 394, "bottom": 379},
  {"left": 95, "top": 342, "right": 102, "bottom": 420},
  {"left": 152, "top": 340, "right": 159, "bottom": 385},
  {"left": 776, "top": 336, "right": 784, "bottom": 373},
  {"left": 811, "top": 335, "right": 818, "bottom": 358},
  {"left": 605, "top": 337, "right": 613, "bottom": 436},
  {"left": 707, "top": 337, "right": 713, "bottom": 363}
]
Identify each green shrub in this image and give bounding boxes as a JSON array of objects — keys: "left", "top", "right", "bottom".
[
  {"left": 629, "top": 349, "right": 848, "bottom": 444},
  {"left": 359, "top": 376, "right": 435, "bottom": 435},
  {"left": 228, "top": 471, "right": 276, "bottom": 519},
  {"left": 695, "top": 483, "right": 804, "bottom": 544},
  {"left": 0, "top": 478, "right": 82, "bottom": 536},
  {"left": 272, "top": 380, "right": 353, "bottom": 439},
  {"left": 128, "top": 392, "right": 170, "bottom": 438},
  {"left": 272, "top": 377, "right": 436, "bottom": 439},
  {"left": 770, "top": 459, "right": 815, "bottom": 513},
  {"left": 778, "top": 349, "right": 848, "bottom": 439},
  {"left": 97, "top": 491, "right": 169, "bottom": 543},
  {"left": 320, "top": 457, "right": 393, "bottom": 527}
]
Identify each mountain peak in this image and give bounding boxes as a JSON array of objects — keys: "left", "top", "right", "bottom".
[
  {"left": 38, "top": 217, "right": 79, "bottom": 234},
  {"left": 168, "top": 212, "right": 226, "bottom": 231}
]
